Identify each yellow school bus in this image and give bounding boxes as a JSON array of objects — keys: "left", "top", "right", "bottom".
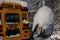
[{"left": 0, "top": 2, "right": 30, "bottom": 40}]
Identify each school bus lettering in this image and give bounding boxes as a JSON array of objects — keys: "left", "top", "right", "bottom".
[
  {"left": 3, "top": 4, "right": 21, "bottom": 10},
  {"left": 3, "top": 4, "right": 13, "bottom": 9},
  {"left": 15, "top": 5, "right": 21, "bottom": 10}
]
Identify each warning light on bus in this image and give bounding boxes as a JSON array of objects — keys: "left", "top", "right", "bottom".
[{"left": 21, "top": 6, "right": 28, "bottom": 11}]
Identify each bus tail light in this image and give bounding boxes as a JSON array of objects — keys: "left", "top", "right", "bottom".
[
  {"left": 23, "top": 23, "right": 29, "bottom": 26},
  {"left": 21, "top": 6, "right": 28, "bottom": 11},
  {"left": 23, "top": 23, "right": 30, "bottom": 29},
  {"left": 22, "top": 21, "right": 30, "bottom": 29}
]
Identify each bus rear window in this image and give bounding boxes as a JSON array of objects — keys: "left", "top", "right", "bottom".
[
  {"left": 5, "top": 13, "right": 20, "bottom": 24},
  {"left": 21, "top": 7, "right": 28, "bottom": 11},
  {"left": 22, "top": 13, "right": 26, "bottom": 20}
]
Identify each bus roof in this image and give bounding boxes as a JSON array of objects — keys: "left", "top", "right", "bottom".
[{"left": 0, "top": 0, "right": 28, "bottom": 7}]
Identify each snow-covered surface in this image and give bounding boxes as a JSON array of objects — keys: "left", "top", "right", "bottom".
[
  {"left": 4, "top": 0, "right": 27, "bottom": 7},
  {"left": 32, "top": 6, "right": 54, "bottom": 31},
  {"left": 0, "top": 0, "right": 27, "bottom": 7},
  {"left": 31, "top": 6, "right": 54, "bottom": 38},
  {"left": 23, "top": 19, "right": 29, "bottom": 24},
  {"left": 6, "top": 22, "right": 19, "bottom": 24},
  {"left": 50, "top": 34, "right": 60, "bottom": 39},
  {"left": 7, "top": 34, "right": 20, "bottom": 38},
  {"left": 50, "top": 31, "right": 60, "bottom": 39},
  {"left": 0, "top": 36, "right": 3, "bottom": 40}
]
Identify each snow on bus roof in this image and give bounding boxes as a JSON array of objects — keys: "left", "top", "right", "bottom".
[
  {"left": 0, "top": 0, "right": 4, "bottom": 4},
  {"left": 0, "top": 0, "right": 28, "bottom": 7},
  {"left": 4, "top": 0, "right": 28, "bottom": 7}
]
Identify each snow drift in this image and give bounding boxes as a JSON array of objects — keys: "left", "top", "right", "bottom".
[{"left": 32, "top": 6, "right": 54, "bottom": 32}]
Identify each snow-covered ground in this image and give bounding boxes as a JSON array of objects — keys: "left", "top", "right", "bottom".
[
  {"left": 32, "top": 6, "right": 54, "bottom": 31},
  {"left": 50, "top": 31, "right": 60, "bottom": 40},
  {"left": 31, "top": 6, "right": 54, "bottom": 40},
  {"left": 33, "top": 31, "right": 60, "bottom": 40},
  {"left": 0, "top": 36, "right": 3, "bottom": 40}
]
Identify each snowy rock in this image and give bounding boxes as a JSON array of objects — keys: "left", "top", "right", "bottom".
[{"left": 32, "top": 6, "right": 54, "bottom": 31}]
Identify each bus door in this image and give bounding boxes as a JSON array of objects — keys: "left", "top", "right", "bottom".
[{"left": 4, "top": 12, "right": 21, "bottom": 38}]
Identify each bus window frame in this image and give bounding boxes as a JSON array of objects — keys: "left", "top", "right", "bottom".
[
  {"left": 22, "top": 13, "right": 27, "bottom": 20},
  {"left": 22, "top": 12, "right": 28, "bottom": 21},
  {"left": 5, "top": 13, "right": 20, "bottom": 24}
]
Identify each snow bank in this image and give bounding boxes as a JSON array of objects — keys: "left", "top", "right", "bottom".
[{"left": 32, "top": 6, "right": 54, "bottom": 31}]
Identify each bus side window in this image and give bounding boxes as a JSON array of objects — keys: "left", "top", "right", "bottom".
[{"left": 22, "top": 14, "right": 26, "bottom": 20}]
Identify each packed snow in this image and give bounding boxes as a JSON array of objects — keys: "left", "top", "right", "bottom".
[
  {"left": 23, "top": 19, "right": 29, "bottom": 24},
  {"left": 0, "top": 0, "right": 27, "bottom": 7},
  {"left": 32, "top": 6, "right": 54, "bottom": 36},
  {"left": 32, "top": 6, "right": 54, "bottom": 31},
  {"left": 6, "top": 34, "right": 20, "bottom": 38}
]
